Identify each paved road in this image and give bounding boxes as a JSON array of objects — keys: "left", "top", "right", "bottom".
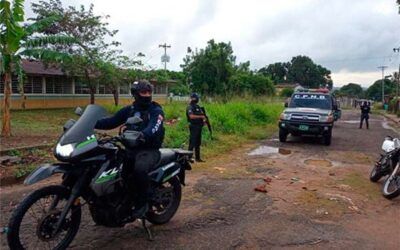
[{"left": 1, "top": 110, "right": 399, "bottom": 249}]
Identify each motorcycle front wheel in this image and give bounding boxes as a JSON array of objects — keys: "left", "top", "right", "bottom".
[
  {"left": 382, "top": 175, "right": 400, "bottom": 199},
  {"left": 7, "top": 185, "right": 81, "bottom": 250},
  {"left": 370, "top": 165, "right": 383, "bottom": 182},
  {"left": 146, "top": 176, "right": 181, "bottom": 225}
]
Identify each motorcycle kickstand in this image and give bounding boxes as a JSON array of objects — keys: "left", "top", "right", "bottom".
[{"left": 141, "top": 219, "right": 154, "bottom": 241}]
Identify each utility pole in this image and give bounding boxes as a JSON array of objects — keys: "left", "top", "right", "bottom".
[
  {"left": 378, "top": 65, "right": 388, "bottom": 104},
  {"left": 159, "top": 43, "right": 171, "bottom": 71},
  {"left": 394, "top": 47, "right": 400, "bottom": 112}
]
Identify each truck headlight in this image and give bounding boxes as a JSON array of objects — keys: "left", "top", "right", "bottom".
[
  {"left": 56, "top": 143, "right": 74, "bottom": 157},
  {"left": 320, "top": 115, "right": 334, "bottom": 122},
  {"left": 280, "top": 113, "right": 291, "bottom": 120}
]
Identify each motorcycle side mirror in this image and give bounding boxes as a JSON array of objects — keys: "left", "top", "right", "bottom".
[
  {"left": 126, "top": 116, "right": 143, "bottom": 126},
  {"left": 74, "top": 107, "right": 83, "bottom": 116},
  {"left": 63, "top": 119, "right": 76, "bottom": 132}
]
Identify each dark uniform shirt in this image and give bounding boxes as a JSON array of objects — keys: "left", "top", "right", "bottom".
[
  {"left": 361, "top": 105, "right": 370, "bottom": 116},
  {"left": 186, "top": 103, "right": 204, "bottom": 125},
  {"left": 95, "top": 102, "right": 165, "bottom": 148}
]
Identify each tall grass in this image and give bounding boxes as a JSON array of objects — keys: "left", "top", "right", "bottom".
[
  {"left": 104, "top": 100, "right": 284, "bottom": 155},
  {"left": 163, "top": 100, "right": 283, "bottom": 149}
]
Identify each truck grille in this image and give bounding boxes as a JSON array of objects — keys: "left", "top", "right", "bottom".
[{"left": 290, "top": 114, "right": 320, "bottom": 122}]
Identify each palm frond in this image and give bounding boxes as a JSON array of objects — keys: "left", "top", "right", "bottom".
[
  {"left": 24, "top": 35, "right": 77, "bottom": 48},
  {"left": 20, "top": 48, "right": 72, "bottom": 63},
  {"left": 0, "top": 0, "right": 25, "bottom": 52},
  {"left": 12, "top": 54, "right": 24, "bottom": 85},
  {"left": 12, "top": 0, "right": 24, "bottom": 22},
  {"left": 25, "top": 14, "right": 62, "bottom": 35}
]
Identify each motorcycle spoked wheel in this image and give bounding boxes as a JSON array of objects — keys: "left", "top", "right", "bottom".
[
  {"left": 146, "top": 176, "right": 181, "bottom": 225},
  {"left": 7, "top": 185, "right": 81, "bottom": 250},
  {"left": 382, "top": 175, "right": 400, "bottom": 200}
]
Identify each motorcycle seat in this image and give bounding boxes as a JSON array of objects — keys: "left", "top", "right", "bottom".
[{"left": 157, "top": 148, "right": 177, "bottom": 167}]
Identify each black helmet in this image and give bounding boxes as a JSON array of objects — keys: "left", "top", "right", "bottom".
[
  {"left": 131, "top": 80, "right": 154, "bottom": 109},
  {"left": 190, "top": 92, "right": 199, "bottom": 104},
  {"left": 131, "top": 80, "right": 153, "bottom": 97},
  {"left": 190, "top": 92, "right": 199, "bottom": 99}
]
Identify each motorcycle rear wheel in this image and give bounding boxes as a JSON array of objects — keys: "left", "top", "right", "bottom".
[
  {"left": 7, "top": 185, "right": 81, "bottom": 250},
  {"left": 146, "top": 176, "right": 181, "bottom": 225}
]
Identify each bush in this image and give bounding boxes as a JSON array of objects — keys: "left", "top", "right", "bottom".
[{"left": 280, "top": 88, "right": 294, "bottom": 97}]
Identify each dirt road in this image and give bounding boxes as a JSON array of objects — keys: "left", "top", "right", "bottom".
[{"left": 1, "top": 110, "right": 399, "bottom": 249}]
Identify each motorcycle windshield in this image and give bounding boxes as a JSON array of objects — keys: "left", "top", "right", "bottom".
[{"left": 59, "top": 104, "right": 107, "bottom": 145}]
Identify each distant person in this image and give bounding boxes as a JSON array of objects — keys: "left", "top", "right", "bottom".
[
  {"left": 186, "top": 93, "right": 206, "bottom": 162},
  {"left": 359, "top": 101, "right": 370, "bottom": 129}
]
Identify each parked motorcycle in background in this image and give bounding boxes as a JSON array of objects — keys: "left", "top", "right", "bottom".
[{"left": 370, "top": 136, "right": 400, "bottom": 199}]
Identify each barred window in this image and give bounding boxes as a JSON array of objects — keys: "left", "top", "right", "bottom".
[
  {"left": 46, "top": 76, "right": 72, "bottom": 94},
  {"left": 24, "top": 76, "right": 43, "bottom": 93},
  {"left": 75, "top": 80, "right": 90, "bottom": 94},
  {"left": 0, "top": 75, "right": 21, "bottom": 94},
  {"left": 0, "top": 75, "right": 4, "bottom": 93},
  {"left": 119, "top": 83, "right": 130, "bottom": 94},
  {"left": 154, "top": 84, "right": 166, "bottom": 94},
  {"left": 98, "top": 83, "right": 113, "bottom": 94},
  {"left": 12, "top": 75, "right": 19, "bottom": 93}
]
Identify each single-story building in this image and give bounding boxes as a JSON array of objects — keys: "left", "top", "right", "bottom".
[
  {"left": 275, "top": 83, "right": 303, "bottom": 94},
  {"left": 0, "top": 60, "right": 175, "bottom": 109}
]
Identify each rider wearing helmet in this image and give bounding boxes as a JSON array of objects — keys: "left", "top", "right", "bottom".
[{"left": 95, "top": 80, "right": 165, "bottom": 218}]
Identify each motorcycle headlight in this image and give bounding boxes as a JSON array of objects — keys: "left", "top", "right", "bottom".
[
  {"left": 56, "top": 143, "right": 74, "bottom": 158},
  {"left": 280, "top": 113, "right": 291, "bottom": 120},
  {"left": 382, "top": 140, "right": 395, "bottom": 152}
]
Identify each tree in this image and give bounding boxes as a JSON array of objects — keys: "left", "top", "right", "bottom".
[
  {"left": 181, "top": 39, "right": 236, "bottom": 97},
  {"left": 339, "top": 83, "right": 364, "bottom": 97},
  {"left": 366, "top": 79, "right": 395, "bottom": 100},
  {"left": 258, "top": 62, "right": 289, "bottom": 84},
  {"left": 31, "top": 0, "right": 121, "bottom": 104},
  {"left": 286, "top": 55, "right": 333, "bottom": 89},
  {"left": 397, "top": 0, "right": 400, "bottom": 13},
  {"left": 1, "top": 0, "right": 75, "bottom": 136},
  {"left": 280, "top": 88, "right": 294, "bottom": 97}
]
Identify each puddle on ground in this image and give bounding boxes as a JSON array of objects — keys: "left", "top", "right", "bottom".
[
  {"left": 248, "top": 146, "right": 291, "bottom": 156},
  {"left": 381, "top": 118, "right": 398, "bottom": 134},
  {"left": 342, "top": 120, "right": 359, "bottom": 124},
  {"left": 342, "top": 119, "right": 380, "bottom": 124},
  {"left": 304, "top": 159, "right": 332, "bottom": 167}
]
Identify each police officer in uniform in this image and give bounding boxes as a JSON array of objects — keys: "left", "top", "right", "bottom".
[
  {"left": 359, "top": 101, "right": 370, "bottom": 129},
  {"left": 186, "top": 93, "right": 206, "bottom": 162},
  {"left": 95, "top": 80, "right": 165, "bottom": 218}
]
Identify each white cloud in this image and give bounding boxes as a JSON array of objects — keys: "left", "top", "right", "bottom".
[{"left": 25, "top": 0, "right": 400, "bottom": 87}]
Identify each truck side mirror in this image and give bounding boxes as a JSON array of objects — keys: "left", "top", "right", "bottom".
[{"left": 284, "top": 102, "right": 288, "bottom": 108}]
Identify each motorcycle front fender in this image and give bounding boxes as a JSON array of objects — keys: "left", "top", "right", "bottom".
[{"left": 24, "top": 163, "right": 73, "bottom": 185}]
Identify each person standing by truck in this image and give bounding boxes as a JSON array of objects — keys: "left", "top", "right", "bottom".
[{"left": 359, "top": 101, "right": 371, "bottom": 129}]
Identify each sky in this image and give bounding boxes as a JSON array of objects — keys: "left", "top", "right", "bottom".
[{"left": 24, "top": 0, "right": 400, "bottom": 88}]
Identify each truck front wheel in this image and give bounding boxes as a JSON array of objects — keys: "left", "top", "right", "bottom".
[{"left": 323, "top": 131, "right": 332, "bottom": 146}]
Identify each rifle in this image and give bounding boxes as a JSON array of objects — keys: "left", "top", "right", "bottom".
[{"left": 200, "top": 107, "right": 212, "bottom": 139}]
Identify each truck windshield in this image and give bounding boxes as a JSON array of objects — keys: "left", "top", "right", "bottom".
[{"left": 289, "top": 94, "right": 332, "bottom": 110}]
